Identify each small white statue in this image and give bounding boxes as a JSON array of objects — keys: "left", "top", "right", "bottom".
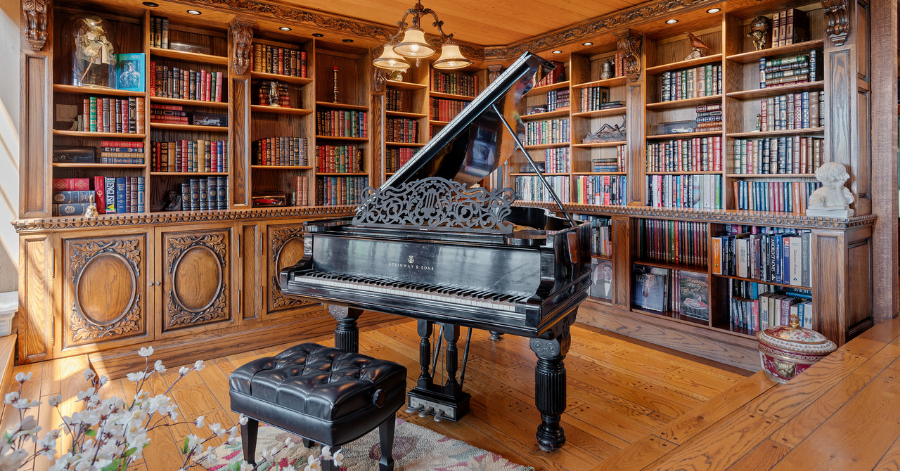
[{"left": 806, "top": 162, "right": 854, "bottom": 218}]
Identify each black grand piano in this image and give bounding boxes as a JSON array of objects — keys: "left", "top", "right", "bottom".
[{"left": 280, "top": 52, "right": 592, "bottom": 452}]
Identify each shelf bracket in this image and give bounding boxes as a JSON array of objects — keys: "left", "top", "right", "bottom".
[
  {"left": 23, "top": 0, "right": 49, "bottom": 52},
  {"left": 229, "top": 17, "right": 255, "bottom": 76},
  {"left": 615, "top": 29, "right": 642, "bottom": 83}
]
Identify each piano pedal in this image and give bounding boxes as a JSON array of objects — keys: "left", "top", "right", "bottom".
[
  {"left": 405, "top": 404, "right": 424, "bottom": 414},
  {"left": 433, "top": 410, "right": 443, "bottom": 422},
  {"left": 418, "top": 407, "right": 434, "bottom": 418}
]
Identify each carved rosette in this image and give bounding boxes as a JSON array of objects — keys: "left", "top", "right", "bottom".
[
  {"left": 166, "top": 234, "right": 228, "bottom": 327},
  {"left": 69, "top": 239, "right": 143, "bottom": 342},
  {"left": 271, "top": 227, "right": 312, "bottom": 309},
  {"left": 23, "top": 0, "right": 49, "bottom": 52},
  {"left": 229, "top": 18, "right": 255, "bottom": 75},
  {"left": 823, "top": 0, "right": 850, "bottom": 46},
  {"left": 616, "top": 30, "right": 642, "bottom": 82}
]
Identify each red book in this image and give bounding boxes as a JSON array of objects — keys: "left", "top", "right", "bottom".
[
  {"left": 215, "top": 72, "right": 223, "bottom": 102},
  {"left": 92, "top": 176, "right": 106, "bottom": 214},
  {"left": 149, "top": 62, "right": 156, "bottom": 97},
  {"left": 53, "top": 178, "right": 91, "bottom": 191}
]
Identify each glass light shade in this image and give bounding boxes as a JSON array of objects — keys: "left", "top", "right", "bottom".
[
  {"left": 373, "top": 43, "right": 410, "bottom": 71},
  {"left": 433, "top": 43, "right": 472, "bottom": 69},
  {"left": 394, "top": 27, "right": 435, "bottom": 58}
]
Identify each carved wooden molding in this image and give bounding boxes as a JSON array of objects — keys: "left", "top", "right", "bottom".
[
  {"left": 166, "top": 234, "right": 228, "bottom": 327},
  {"left": 229, "top": 17, "right": 255, "bottom": 75},
  {"left": 270, "top": 226, "right": 310, "bottom": 309},
  {"left": 823, "top": 0, "right": 851, "bottom": 46},
  {"left": 23, "top": 0, "right": 50, "bottom": 52},
  {"left": 487, "top": 64, "right": 503, "bottom": 84},
  {"left": 616, "top": 29, "right": 642, "bottom": 82}
]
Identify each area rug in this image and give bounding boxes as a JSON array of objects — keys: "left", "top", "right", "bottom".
[{"left": 197, "top": 418, "right": 533, "bottom": 471}]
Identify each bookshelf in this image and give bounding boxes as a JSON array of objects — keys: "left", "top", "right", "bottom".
[{"left": 384, "top": 62, "right": 430, "bottom": 178}]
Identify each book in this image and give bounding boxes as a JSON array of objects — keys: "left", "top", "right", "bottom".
[
  {"left": 116, "top": 53, "right": 145, "bottom": 92},
  {"left": 678, "top": 271, "right": 709, "bottom": 321},
  {"left": 632, "top": 265, "right": 669, "bottom": 312},
  {"left": 590, "top": 259, "right": 614, "bottom": 301}
]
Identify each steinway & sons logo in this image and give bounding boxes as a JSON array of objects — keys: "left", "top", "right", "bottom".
[{"left": 390, "top": 254, "right": 434, "bottom": 271}]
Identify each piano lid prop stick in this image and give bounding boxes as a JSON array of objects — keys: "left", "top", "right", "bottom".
[
  {"left": 458, "top": 327, "right": 473, "bottom": 390},
  {"left": 491, "top": 103, "right": 576, "bottom": 227}
]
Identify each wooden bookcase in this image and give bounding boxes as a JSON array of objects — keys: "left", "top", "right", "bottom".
[{"left": 384, "top": 61, "right": 429, "bottom": 178}]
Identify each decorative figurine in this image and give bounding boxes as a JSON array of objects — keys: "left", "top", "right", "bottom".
[
  {"left": 84, "top": 194, "right": 98, "bottom": 218},
  {"left": 806, "top": 162, "right": 855, "bottom": 217},
  {"left": 584, "top": 115, "right": 627, "bottom": 143},
  {"left": 755, "top": 113, "right": 762, "bottom": 131},
  {"left": 749, "top": 16, "right": 771, "bottom": 51},
  {"left": 267, "top": 81, "right": 281, "bottom": 107},
  {"left": 600, "top": 59, "right": 614, "bottom": 80},
  {"left": 333, "top": 66, "right": 339, "bottom": 103},
  {"left": 72, "top": 15, "right": 117, "bottom": 88},
  {"left": 163, "top": 190, "right": 183, "bottom": 211},
  {"left": 388, "top": 70, "right": 404, "bottom": 81},
  {"left": 685, "top": 32, "right": 711, "bottom": 60}
]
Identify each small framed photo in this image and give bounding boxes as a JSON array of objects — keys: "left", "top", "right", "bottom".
[{"left": 116, "top": 53, "right": 145, "bottom": 92}]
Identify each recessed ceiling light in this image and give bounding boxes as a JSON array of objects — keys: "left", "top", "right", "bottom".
[
  {"left": 666, "top": 19, "right": 678, "bottom": 24},
  {"left": 142, "top": 1, "right": 159, "bottom": 6},
  {"left": 582, "top": 42, "right": 593, "bottom": 46},
  {"left": 342, "top": 39, "right": 354, "bottom": 43},
  {"left": 313, "top": 33, "right": 324, "bottom": 37},
  {"left": 280, "top": 26, "right": 292, "bottom": 31},
  {"left": 552, "top": 50, "right": 562, "bottom": 54},
  {"left": 707, "top": 8, "right": 721, "bottom": 13},
  {"left": 187, "top": 10, "right": 201, "bottom": 15}
]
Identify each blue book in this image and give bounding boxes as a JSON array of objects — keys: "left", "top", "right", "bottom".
[
  {"left": 137, "top": 177, "right": 145, "bottom": 213},
  {"left": 217, "top": 176, "right": 226, "bottom": 210},
  {"left": 198, "top": 178, "right": 208, "bottom": 211},
  {"left": 180, "top": 183, "right": 190, "bottom": 210},
  {"left": 774, "top": 234, "right": 783, "bottom": 284},
  {"left": 116, "top": 53, "right": 146, "bottom": 92},
  {"left": 115, "top": 178, "right": 127, "bottom": 214},
  {"left": 207, "top": 177, "right": 217, "bottom": 210},
  {"left": 783, "top": 236, "right": 792, "bottom": 286},
  {"left": 105, "top": 178, "right": 116, "bottom": 213}
]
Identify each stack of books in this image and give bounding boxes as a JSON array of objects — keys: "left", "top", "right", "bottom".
[
  {"left": 542, "top": 148, "right": 570, "bottom": 173},
  {"left": 314, "top": 145, "right": 363, "bottom": 173},
  {"left": 636, "top": 219, "right": 709, "bottom": 267},
  {"left": 661, "top": 65, "right": 722, "bottom": 102},
  {"left": 150, "top": 104, "right": 187, "bottom": 125},
  {"left": 695, "top": 104, "right": 722, "bottom": 132},
  {"left": 514, "top": 175, "right": 570, "bottom": 203},
  {"left": 733, "top": 180, "right": 821, "bottom": 213},
  {"left": 386, "top": 118, "right": 418, "bottom": 143},
  {"left": 257, "top": 82, "right": 291, "bottom": 107},
  {"left": 572, "top": 215, "right": 613, "bottom": 256},
  {"left": 771, "top": 9, "right": 809, "bottom": 47},
  {"left": 533, "top": 62, "right": 564, "bottom": 88},
  {"left": 386, "top": 148, "right": 416, "bottom": 173},
  {"left": 151, "top": 140, "right": 228, "bottom": 173},
  {"left": 252, "top": 137, "right": 308, "bottom": 166},
  {"left": 727, "top": 280, "right": 813, "bottom": 333},
  {"left": 180, "top": 177, "right": 228, "bottom": 211},
  {"left": 98, "top": 140, "right": 144, "bottom": 164},
  {"left": 525, "top": 118, "right": 569, "bottom": 145},
  {"left": 645, "top": 136, "right": 722, "bottom": 172},
  {"left": 316, "top": 176, "right": 369, "bottom": 205},
  {"left": 431, "top": 98, "right": 468, "bottom": 121},
  {"left": 732, "top": 136, "right": 824, "bottom": 174},
  {"left": 759, "top": 51, "right": 821, "bottom": 88},
  {"left": 646, "top": 174, "right": 722, "bottom": 210},
  {"left": 760, "top": 91, "right": 824, "bottom": 131},
  {"left": 591, "top": 145, "right": 626, "bottom": 172},
  {"left": 80, "top": 97, "right": 144, "bottom": 134},
  {"left": 252, "top": 45, "right": 307, "bottom": 78},
  {"left": 150, "top": 63, "right": 225, "bottom": 102},
  {"left": 432, "top": 72, "right": 478, "bottom": 97},
  {"left": 574, "top": 175, "right": 627, "bottom": 206},
  {"left": 386, "top": 89, "right": 405, "bottom": 112},
  {"left": 315, "top": 110, "right": 367, "bottom": 137}
]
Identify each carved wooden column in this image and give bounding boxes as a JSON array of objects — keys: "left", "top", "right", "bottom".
[
  {"left": 329, "top": 305, "right": 363, "bottom": 353},
  {"left": 228, "top": 17, "right": 254, "bottom": 208},
  {"left": 612, "top": 216, "right": 631, "bottom": 307},
  {"left": 20, "top": 0, "right": 52, "bottom": 218},
  {"left": 372, "top": 58, "right": 386, "bottom": 188},
  {"left": 616, "top": 29, "right": 645, "bottom": 206}
]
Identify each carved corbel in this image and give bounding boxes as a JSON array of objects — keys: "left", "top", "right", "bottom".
[
  {"left": 23, "top": 0, "right": 49, "bottom": 52},
  {"left": 615, "top": 29, "right": 642, "bottom": 83},
  {"left": 229, "top": 17, "right": 255, "bottom": 75},
  {"left": 822, "top": 0, "right": 850, "bottom": 46},
  {"left": 487, "top": 64, "right": 503, "bottom": 84},
  {"left": 372, "top": 48, "right": 388, "bottom": 95}
]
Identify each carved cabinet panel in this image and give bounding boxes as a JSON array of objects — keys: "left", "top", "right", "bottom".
[
  {"left": 266, "top": 222, "right": 315, "bottom": 317},
  {"left": 60, "top": 231, "right": 153, "bottom": 351},
  {"left": 158, "top": 225, "right": 234, "bottom": 336}
]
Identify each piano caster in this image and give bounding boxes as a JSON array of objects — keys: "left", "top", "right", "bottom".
[
  {"left": 418, "top": 407, "right": 434, "bottom": 418},
  {"left": 489, "top": 331, "right": 503, "bottom": 341}
]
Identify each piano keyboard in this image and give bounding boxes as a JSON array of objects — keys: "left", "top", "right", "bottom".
[{"left": 294, "top": 271, "right": 530, "bottom": 312}]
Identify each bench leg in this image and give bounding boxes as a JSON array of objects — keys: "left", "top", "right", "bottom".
[
  {"left": 241, "top": 417, "right": 259, "bottom": 466},
  {"left": 321, "top": 457, "right": 339, "bottom": 471},
  {"left": 378, "top": 413, "right": 396, "bottom": 471},
  {"left": 301, "top": 438, "right": 315, "bottom": 448}
]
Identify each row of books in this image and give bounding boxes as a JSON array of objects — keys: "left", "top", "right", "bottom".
[
  {"left": 534, "top": 62, "right": 564, "bottom": 88},
  {"left": 660, "top": 65, "right": 722, "bottom": 102},
  {"left": 542, "top": 147, "right": 570, "bottom": 173},
  {"left": 316, "top": 176, "right": 369, "bottom": 206},
  {"left": 314, "top": 145, "right": 363, "bottom": 174},
  {"left": 591, "top": 145, "right": 627, "bottom": 173},
  {"left": 431, "top": 98, "right": 468, "bottom": 122},
  {"left": 694, "top": 103, "right": 722, "bottom": 132},
  {"left": 525, "top": 118, "right": 569, "bottom": 146},
  {"left": 252, "top": 44, "right": 307, "bottom": 78},
  {"left": 386, "top": 89, "right": 407, "bottom": 113},
  {"left": 97, "top": 141, "right": 145, "bottom": 165},
  {"left": 632, "top": 266, "right": 709, "bottom": 320},
  {"left": 431, "top": 72, "right": 478, "bottom": 97},
  {"left": 252, "top": 137, "right": 308, "bottom": 166},
  {"left": 179, "top": 177, "right": 228, "bottom": 211},
  {"left": 546, "top": 89, "right": 570, "bottom": 112},
  {"left": 150, "top": 17, "right": 170, "bottom": 49},
  {"left": 52, "top": 177, "right": 144, "bottom": 215},
  {"left": 315, "top": 110, "right": 368, "bottom": 138},
  {"left": 514, "top": 176, "right": 570, "bottom": 203},
  {"left": 733, "top": 180, "right": 821, "bottom": 214},
  {"left": 574, "top": 215, "right": 613, "bottom": 257},
  {"left": 759, "top": 91, "right": 824, "bottom": 131},
  {"left": 256, "top": 82, "right": 292, "bottom": 107},
  {"left": 728, "top": 281, "right": 813, "bottom": 333},
  {"left": 386, "top": 118, "right": 419, "bottom": 144},
  {"left": 574, "top": 175, "right": 628, "bottom": 206},
  {"left": 636, "top": 218, "right": 709, "bottom": 268},
  {"left": 646, "top": 174, "right": 723, "bottom": 210},
  {"left": 149, "top": 63, "right": 225, "bottom": 102},
  {"left": 79, "top": 97, "right": 145, "bottom": 134},
  {"left": 149, "top": 104, "right": 195, "bottom": 126},
  {"left": 386, "top": 148, "right": 416, "bottom": 173},
  {"left": 759, "top": 51, "right": 821, "bottom": 88},
  {"left": 771, "top": 9, "right": 809, "bottom": 48},
  {"left": 731, "top": 136, "right": 824, "bottom": 175},
  {"left": 645, "top": 136, "right": 723, "bottom": 173},
  {"left": 713, "top": 225, "right": 812, "bottom": 286},
  {"left": 150, "top": 140, "right": 229, "bottom": 173},
  {"left": 290, "top": 176, "right": 310, "bottom": 207},
  {"left": 580, "top": 86, "right": 617, "bottom": 113}
]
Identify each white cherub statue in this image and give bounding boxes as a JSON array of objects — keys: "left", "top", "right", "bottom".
[{"left": 806, "top": 162, "right": 854, "bottom": 218}]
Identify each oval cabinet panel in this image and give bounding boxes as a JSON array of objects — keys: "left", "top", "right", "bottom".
[
  {"left": 161, "top": 227, "right": 233, "bottom": 333},
  {"left": 267, "top": 223, "right": 315, "bottom": 315},
  {"left": 63, "top": 233, "right": 149, "bottom": 349}
]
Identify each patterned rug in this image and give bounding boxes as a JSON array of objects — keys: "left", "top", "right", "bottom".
[{"left": 198, "top": 418, "right": 533, "bottom": 471}]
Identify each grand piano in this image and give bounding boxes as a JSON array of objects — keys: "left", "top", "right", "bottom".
[{"left": 279, "top": 52, "right": 592, "bottom": 452}]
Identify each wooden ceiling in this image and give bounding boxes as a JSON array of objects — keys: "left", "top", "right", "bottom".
[{"left": 266, "top": 0, "right": 648, "bottom": 45}]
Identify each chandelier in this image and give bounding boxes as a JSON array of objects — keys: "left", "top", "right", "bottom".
[{"left": 373, "top": 1, "right": 472, "bottom": 71}]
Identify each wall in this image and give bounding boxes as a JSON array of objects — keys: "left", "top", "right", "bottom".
[{"left": 0, "top": 0, "right": 20, "bottom": 292}]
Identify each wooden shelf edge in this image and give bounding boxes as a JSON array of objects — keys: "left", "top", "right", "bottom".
[
  {"left": 53, "top": 84, "right": 146, "bottom": 97},
  {"left": 646, "top": 95, "right": 723, "bottom": 110},
  {"left": 713, "top": 273, "right": 812, "bottom": 291},
  {"left": 315, "top": 101, "right": 369, "bottom": 111},
  {"left": 149, "top": 47, "right": 228, "bottom": 65},
  {"left": 645, "top": 54, "right": 724, "bottom": 75},
  {"left": 527, "top": 81, "right": 570, "bottom": 94},
  {"left": 571, "top": 107, "right": 626, "bottom": 118},
  {"left": 572, "top": 76, "right": 627, "bottom": 89},
  {"left": 648, "top": 131, "right": 723, "bottom": 140},
  {"left": 150, "top": 123, "right": 228, "bottom": 132},
  {"left": 315, "top": 135, "right": 369, "bottom": 141},
  {"left": 725, "top": 81, "right": 825, "bottom": 100},
  {"left": 726, "top": 127, "right": 825, "bottom": 138},
  {"left": 150, "top": 97, "right": 228, "bottom": 108},
  {"left": 249, "top": 71, "right": 312, "bottom": 85},
  {"left": 634, "top": 260, "right": 709, "bottom": 274},
  {"left": 52, "top": 130, "right": 146, "bottom": 138},
  {"left": 429, "top": 91, "right": 475, "bottom": 101},
  {"left": 726, "top": 39, "right": 826, "bottom": 64},
  {"left": 521, "top": 109, "right": 571, "bottom": 121}
]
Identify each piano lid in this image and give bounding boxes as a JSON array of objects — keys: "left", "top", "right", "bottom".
[{"left": 382, "top": 52, "right": 554, "bottom": 189}]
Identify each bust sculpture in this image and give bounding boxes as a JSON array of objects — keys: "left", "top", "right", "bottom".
[
  {"left": 806, "top": 162, "right": 854, "bottom": 218},
  {"left": 163, "top": 190, "right": 183, "bottom": 211}
]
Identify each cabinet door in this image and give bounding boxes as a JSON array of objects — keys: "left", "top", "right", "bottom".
[
  {"left": 266, "top": 222, "right": 316, "bottom": 317},
  {"left": 158, "top": 224, "right": 234, "bottom": 336},
  {"left": 61, "top": 230, "right": 154, "bottom": 353}
]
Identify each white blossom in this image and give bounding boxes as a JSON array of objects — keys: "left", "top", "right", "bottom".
[
  {"left": 332, "top": 449, "right": 344, "bottom": 467},
  {"left": 305, "top": 455, "right": 322, "bottom": 471},
  {"left": 186, "top": 434, "right": 202, "bottom": 452},
  {"left": 134, "top": 390, "right": 150, "bottom": 402},
  {"left": 154, "top": 360, "right": 166, "bottom": 373},
  {"left": 126, "top": 371, "right": 147, "bottom": 382},
  {"left": 240, "top": 463, "right": 254, "bottom": 471},
  {"left": 193, "top": 360, "right": 205, "bottom": 371},
  {"left": 209, "top": 423, "right": 226, "bottom": 437},
  {"left": 12, "top": 397, "right": 41, "bottom": 410},
  {"left": 48, "top": 395, "right": 62, "bottom": 407},
  {"left": 321, "top": 445, "right": 332, "bottom": 459},
  {"left": 138, "top": 346, "right": 154, "bottom": 357},
  {"left": 239, "top": 414, "right": 249, "bottom": 426},
  {"left": 15, "top": 372, "right": 32, "bottom": 383},
  {"left": 82, "top": 369, "right": 95, "bottom": 382},
  {"left": 4, "top": 391, "right": 19, "bottom": 404},
  {"left": 98, "top": 375, "right": 109, "bottom": 386},
  {"left": 178, "top": 366, "right": 190, "bottom": 377},
  {"left": 0, "top": 447, "right": 30, "bottom": 470},
  {"left": 194, "top": 415, "right": 204, "bottom": 428}
]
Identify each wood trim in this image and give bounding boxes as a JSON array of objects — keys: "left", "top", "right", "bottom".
[{"left": 18, "top": 235, "right": 52, "bottom": 362}]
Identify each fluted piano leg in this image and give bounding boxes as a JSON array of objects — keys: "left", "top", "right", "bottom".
[
  {"left": 530, "top": 316, "right": 572, "bottom": 452},
  {"left": 329, "top": 305, "right": 363, "bottom": 353},
  {"left": 417, "top": 320, "right": 434, "bottom": 389}
]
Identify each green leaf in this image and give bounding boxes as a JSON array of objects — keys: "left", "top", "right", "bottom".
[
  {"left": 182, "top": 437, "right": 189, "bottom": 454},
  {"left": 100, "top": 458, "right": 122, "bottom": 471},
  {"left": 123, "top": 447, "right": 136, "bottom": 458},
  {"left": 85, "top": 429, "right": 97, "bottom": 437}
]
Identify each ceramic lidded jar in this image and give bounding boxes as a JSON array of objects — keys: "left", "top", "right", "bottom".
[{"left": 757, "top": 314, "right": 837, "bottom": 383}]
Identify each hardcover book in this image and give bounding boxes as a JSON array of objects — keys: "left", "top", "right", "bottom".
[
  {"left": 633, "top": 265, "right": 669, "bottom": 312},
  {"left": 116, "top": 54, "right": 146, "bottom": 92},
  {"left": 678, "top": 271, "right": 710, "bottom": 321}
]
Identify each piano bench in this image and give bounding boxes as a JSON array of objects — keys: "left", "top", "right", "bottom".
[{"left": 229, "top": 342, "right": 407, "bottom": 471}]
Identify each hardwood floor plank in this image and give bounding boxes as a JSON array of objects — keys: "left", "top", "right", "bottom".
[
  {"left": 725, "top": 439, "right": 792, "bottom": 471},
  {"left": 773, "top": 378, "right": 900, "bottom": 471},
  {"left": 590, "top": 435, "right": 678, "bottom": 471},
  {"left": 856, "top": 318, "right": 900, "bottom": 344},
  {"left": 872, "top": 434, "right": 900, "bottom": 471},
  {"left": 39, "top": 360, "right": 61, "bottom": 398}
]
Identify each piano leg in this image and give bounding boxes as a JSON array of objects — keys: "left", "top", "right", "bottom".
[
  {"left": 417, "top": 320, "right": 434, "bottom": 389},
  {"left": 489, "top": 331, "right": 503, "bottom": 341},
  {"left": 442, "top": 323, "right": 461, "bottom": 397},
  {"left": 530, "top": 313, "right": 573, "bottom": 452},
  {"left": 329, "top": 305, "right": 363, "bottom": 353}
]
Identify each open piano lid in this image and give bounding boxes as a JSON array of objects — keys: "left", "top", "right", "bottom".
[{"left": 383, "top": 52, "right": 554, "bottom": 189}]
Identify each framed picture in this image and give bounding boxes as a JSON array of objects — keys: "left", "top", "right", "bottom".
[
  {"left": 116, "top": 53, "right": 145, "bottom": 92},
  {"left": 590, "top": 259, "right": 613, "bottom": 301}
]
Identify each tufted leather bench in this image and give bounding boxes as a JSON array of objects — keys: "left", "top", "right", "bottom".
[{"left": 229, "top": 343, "right": 407, "bottom": 471}]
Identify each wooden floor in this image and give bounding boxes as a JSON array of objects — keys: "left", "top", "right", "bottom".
[{"left": 0, "top": 316, "right": 751, "bottom": 471}]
